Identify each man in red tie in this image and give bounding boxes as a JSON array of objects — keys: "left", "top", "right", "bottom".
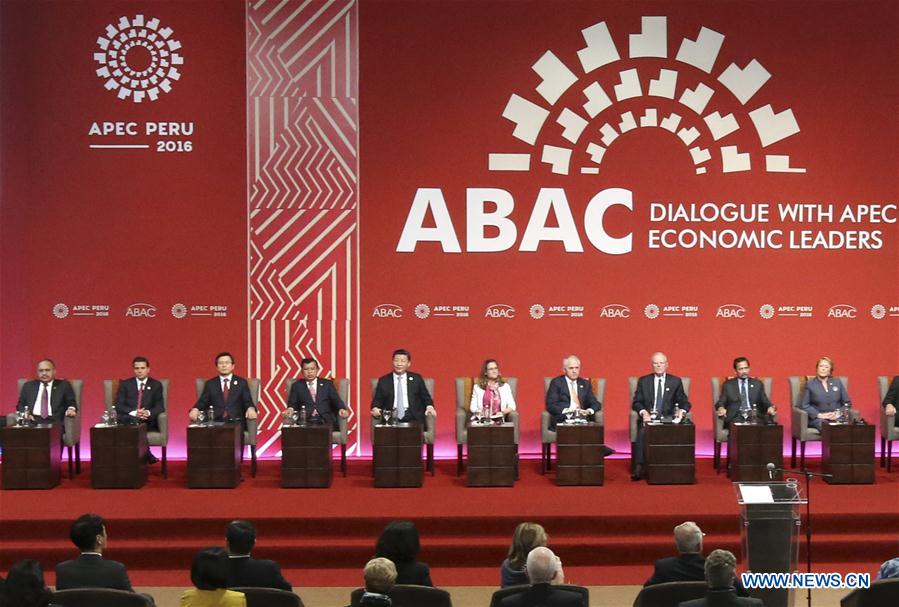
[
  {"left": 284, "top": 358, "right": 348, "bottom": 427},
  {"left": 189, "top": 352, "right": 258, "bottom": 424},
  {"left": 114, "top": 356, "right": 165, "bottom": 463},
  {"left": 17, "top": 359, "right": 77, "bottom": 426}
]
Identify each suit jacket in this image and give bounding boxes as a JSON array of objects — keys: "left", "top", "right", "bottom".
[
  {"left": 17, "top": 379, "right": 77, "bottom": 424},
  {"left": 287, "top": 378, "right": 345, "bottom": 426},
  {"left": 114, "top": 377, "right": 164, "bottom": 429},
  {"left": 227, "top": 555, "right": 291, "bottom": 591},
  {"left": 716, "top": 377, "right": 774, "bottom": 426},
  {"left": 645, "top": 553, "right": 706, "bottom": 586},
  {"left": 680, "top": 589, "right": 764, "bottom": 607},
  {"left": 883, "top": 375, "right": 899, "bottom": 407},
  {"left": 799, "top": 377, "right": 849, "bottom": 418},
  {"left": 194, "top": 375, "right": 255, "bottom": 422},
  {"left": 55, "top": 553, "right": 133, "bottom": 591},
  {"left": 632, "top": 374, "right": 691, "bottom": 417},
  {"left": 371, "top": 372, "right": 433, "bottom": 424},
  {"left": 545, "top": 376, "right": 601, "bottom": 430},
  {"left": 498, "top": 583, "right": 585, "bottom": 607}
]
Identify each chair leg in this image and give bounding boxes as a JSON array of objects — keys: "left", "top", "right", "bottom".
[
  {"left": 75, "top": 443, "right": 81, "bottom": 474},
  {"left": 341, "top": 444, "right": 347, "bottom": 477},
  {"left": 515, "top": 452, "right": 520, "bottom": 481},
  {"left": 540, "top": 444, "right": 546, "bottom": 475},
  {"left": 791, "top": 438, "right": 797, "bottom": 468},
  {"left": 800, "top": 441, "right": 806, "bottom": 470},
  {"left": 427, "top": 443, "right": 434, "bottom": 475},
  {"left": 457, "top": 444, "right": 463, "bottom": 476},
  {"left": 881, "top": 437, "right": 886, "bottom": 467},
  {"left": 67, "top": 445, "right": 74, "bottom": 479},
  {"left": 547, "top": 443, "right": 552, "bottom": 471},
  {"left": 888, "top": 440, "right": 893, "bottom": 473},
  {"left": 162, "top": 446, "right": 168, "bottom": 479},
  {"left": 714, "top": 442, "right": 720, "bottom": 473},
  {"left": 250, "top": 445, "right": 257, "bottom": 478}
]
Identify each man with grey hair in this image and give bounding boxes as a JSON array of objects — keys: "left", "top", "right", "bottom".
[
  {"left": 680, "top": 549, "right": 764, "bottom": 607},
  {"left": 645, "top": 521, "right": 705, "bottom": 586},
  {"left": 545, "top": 355, "right": 601, "bottom": 431},
  {"left": 498, "top": 547, "right": 585, "bottom": 607}
]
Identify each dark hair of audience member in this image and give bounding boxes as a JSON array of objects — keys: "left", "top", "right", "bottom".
[
  {"left": 1, "top": 560, "right": 53, "bottom": 607},
  {"left": 375, "top": 521, "right": 421, "bottom": 565},
  {"left": 226, "top": 520, "right": 256, "bottom": 555},
  {"left": 190, "top": 547, "right": 230, "bottom": 591},
  {"left": 507, "top": 522, "right": 548, "bottom": 570},
  {"left": 70, "top": 513, "right": 104, "bottom": 551}
]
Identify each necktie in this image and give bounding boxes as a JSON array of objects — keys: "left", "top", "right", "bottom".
[
  {"left": 395, "top": 376, "right": 406, "bottom": 420},
  {"left": 222, "top": 378, "right": 230, "bottom": 402},
  {"left": 569, "top": 381, "right": 581, "bottom": 408},
  {"left": 740, "top": 380, "right": 749, "bottom": 409},
  {"left": 137, "top": 382, "right": 144, "bottom": 410},
  {"left": 654, "top": 378, "right": 663, "bottom": 413},
  {"left": 40, "top": 383, "right": 50, "bottom": 418},
  {"left": 308, "top": 381, "right": 317, "bottom": 401}
]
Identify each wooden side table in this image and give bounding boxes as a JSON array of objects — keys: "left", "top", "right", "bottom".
[
  {"left": 187, "top": 423, "right": 241, "bottom": 488},
  {"left": 729, "top": 423, "right": 783, "bottom": 482},
  {"left": 90, "top": 424, "right": 148, "bottom": 489},
  {"left": 373, "top": 424, "right": 422, "bottom": 488},
  {"left": 281, "top": 424, "right": 332, "bottom": 488},
  {"left": 1, "top": 424, "right": 61, "bottom": 489},
  {"left": 645, "top": 423, "right": 695, "bottom": 484},
  {"left": 823, "top": 423, "right": 874, "bottom": 484},
  {"left": 556, "top": 423, "right": 604, "bottom": 486},
  {"left": 467, "top": 423, "right": 516, "bottom": 487}
]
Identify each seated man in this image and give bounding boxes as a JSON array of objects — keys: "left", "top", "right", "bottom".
[
  {"left": 17, "top": 358, "right": 77, "bottom": 425},
  {"left": 225, "top": 520, "right": 291, "bottom": 591},
  {"left": 358, "top": 557, "right": 397, "bottom": 606},
  {"left": 679, "top": 549, "right": 763, "bottom": 607},
  {"left": 715, "top": 357, "right": 776, "bottom": 427},
  {"left": 55, "top": 513, "right": 133, "bottom": 591},
  {"left": 189, "top": 352, "right": 258, "bottom": 424},
  {"left": 370, "top": 349, "right": 436, "bottom": 423},
  {"left": 114, "top": 356, "right": 164, "bottom": 463},
  {"left": 631, "top": 352, "right": 691, "bottom": 480},
  {"left": 498, "top": 547, "right": 583, "bottom": 607},
  {"left": 284, "top": 357, "right": 349, "bottom": 427},
  {"left": 545, "top": 355, "right": 600, "bottom": 430}
]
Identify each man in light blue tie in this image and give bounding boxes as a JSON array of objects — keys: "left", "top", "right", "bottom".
[
  {"left": 716, "top": 357, "right": 776, "bottom": 428},
  {"left": 371, "top": 349, "right": 436, "bottom": 424}
]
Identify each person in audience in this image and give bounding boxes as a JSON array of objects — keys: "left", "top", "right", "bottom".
[
  {"left": 715, "top": 357, "right": 776, "bottom": 427},
  {"left": 882, "top": 375, "right": 899, "bottom": 416},
  {"left": 374, "top": 521, "right": 432, "bottom": 586},
  {"left": 284, "top": 357, "right": 348, "bottom": 427},
  {"left": 645, "top": 521, "right": 706, "bottom": 586},
  {"left": 358, "top": 557, "right": 396, "bottom": 606},
  {"left": 500, "top": 522, "right": 547, "bottom": 588},
  {"left": 799, "top": 357, "right": 851, "bottom": 430},
  {"left": 16, "top": 359, "right": 77, "bottom": 425},
  {"left": 189, "top": 352, "right": 258, "bottom": 424},
  {"left": 876, "top": 556, "right": 899, "bottom": 580},
  {"left": 225, "top": 520, "right": 291, "bottom": 590},
  {"left": 545, "top": 355, "right": 601, "bottom": 430},
  {"left": 0, "top": 560, "right": 59, "bottom": 607},
  {"left": 470, "top": 359, "right": 517, "bottom": 418},
  {"left": 370, "top": 349, "right": 436, "bottom": 423},
  {"left": 679, "top": 549, "right": 764, "bottom": 607},
  {"left": 55, "top": 513, "right": 134, "bottom": 591},
  {"left": 181, "top": 547, "right": 246, "bottom": 607},
  {"left": 497, "top": 547, "right": 582, "bottom": 607},
  {"left": 114, "top": 356, "right": 164, "bottom": 464}
]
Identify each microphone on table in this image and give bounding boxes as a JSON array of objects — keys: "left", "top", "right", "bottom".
[{"left": 766, "top": 462, "right": 776, "bottom": 480}]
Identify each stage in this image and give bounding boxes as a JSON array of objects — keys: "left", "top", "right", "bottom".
[{"left": 1, "top": 456, "right": 895, "bottom": 587}]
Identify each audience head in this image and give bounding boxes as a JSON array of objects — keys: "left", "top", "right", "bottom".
[
  {"left": 375, "top": 521, "right": 420, "bottom": 565},
  {"left": 525, "top": 546, "right": 561, "bottom": 584},
  {"left": 226, "top": 520, "right": 256, "bottom": 556},
  {"left": 1, "top": 559, "right": 53, "bottom": 607},
  {"left": 673, "top": 521, "right": 703, "bottom": 554},
  {"left": 70, "top": 513, "right": 106, "bottom": 553},
  {"left": 190, "top": 547, "right": 230, "bottom": 590},
  {"left": 507, "top": 522, "right": 548, "bottom": 570},
  {"left": 877, "top": 557, "right": 899, "bottom": 580},
  {"left": 363, "top": 557, "right": 397, "bottom": 594},
  {"left": 704, "top": 549, "right": 737, "bottom": 589}
]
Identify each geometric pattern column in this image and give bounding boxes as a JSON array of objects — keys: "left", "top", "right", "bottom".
[{"left": 246, "top": 0, "right": 359, "bottom": 456}]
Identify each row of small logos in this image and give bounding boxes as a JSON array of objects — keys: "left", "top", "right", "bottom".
[
  {"left": 374, "top": 303, "right": 899, "bottom": 320},
  {"left": 51, "top": 303, "right": 227, "bottom": 319}
]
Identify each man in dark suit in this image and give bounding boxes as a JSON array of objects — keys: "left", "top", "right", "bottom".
[
  {"left": 285, "top": 357, "right": 348, "bottom": 427},
  {"left": 631, "top": 352, "right": 691, "bottom": 480},
  {"left": 17, "top": 359, "right": 78, "bottom": 426},
  {"left": 114, "top": 356, "right": 165, "bottom": 463},
  {"left": 498, "top": 547, "right": 584, "bottom": 607},
  {"left": 545, "top": 355, "right": 601, "bottom": 431},
  {"left": 55, "top": 514, "right": 134, "bottom": 592},
  {"left": 716, "top": 357, "right": 776, "bottom": 427},
  {"left": 225, "top": 520, "right": 291, "bottom": 590},
  {"left": 645, "top": 521, "right": 706, "bottom": 586},
  {"left": 189, "top": 352, "right": 258, "bottom": 424},
  {"left": 883, "top": 375, "right": 899, "bottom": 416},
  {"left": 370, "top": 349, "right": 435, "bottom": 424},
  {"left": 680, "top": 549, "right": 763, "bottom": 607}
]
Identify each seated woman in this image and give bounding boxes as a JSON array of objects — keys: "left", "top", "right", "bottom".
[
  {"left": 470, "top": 359, "right": 517, "bottom": 419},
  {"left": 375, "top": 521, "right": 432, "bottom": 587},
  {"left": 500, "top": 522, "right": 548, "bottom": 588},
  {"left": 180, "top": 547, "right": 246, "bottom": 607},
  {"left": 799, "top": 357, "right": 851, "bottom": 430},
  {"left": 0, "top": 560, "right": 60, "bottom": 607}
]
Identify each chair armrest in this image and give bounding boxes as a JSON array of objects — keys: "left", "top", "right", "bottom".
[
  {"left": 423, "top": 413, "right": 435, "bottom": 444},
  {"left": 156, "top": 411, "right": 168, "bottom": 443},
  {"left": 63, "top": 411, "right": 81, "bottom": 446},
  {"left": 244, "top": 417, "right": 258, "bottom": 446},
  {"left": 506, "top": 410, "right": 520, "bottom": 444},
  {"left": 5, "top": 413, "right": 16, "bottom": 426},
  {"left": 791, "top": 406, "right": 807, "bottom": 439},
  {"left": 629, "top": 410, "right": 638, "bottom": 443},
  {"left": 455, "top": 406, "right": 468, "bottom": 444},
  {"left": 335, "top": 414, "right": 348, "bottom": 444},
  {"left": 593, "top": 409, "right": 603, "bottom": 426},
  {"left": 882, "top": 407, "right": 896, "bottom": 438},
  {"left": 540, "top": 410, "right": 556, "bottom": 443}
]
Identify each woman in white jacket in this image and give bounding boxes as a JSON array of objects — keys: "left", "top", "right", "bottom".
[{"left": 470, "top": 359, "right": 516, "bottom": 418}]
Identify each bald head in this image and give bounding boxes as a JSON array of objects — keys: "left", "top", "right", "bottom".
[
  {"left": 651, "top": 352, "right": 669, "bottom": 376},
  {"left": 526, "top": 546, "right": 559, "bottom": 583}
]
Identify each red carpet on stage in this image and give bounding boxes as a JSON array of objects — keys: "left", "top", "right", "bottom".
[{"left": 1, "top": 457, "right": 896, "bottom": 587}]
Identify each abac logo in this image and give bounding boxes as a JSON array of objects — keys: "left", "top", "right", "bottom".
[
  {"left": 125, "top": 303, "right": 157, "bottom": 318},
  {"left": 827, "top": 304, "right": 857, "bottom": 319},
  {"left": 93, "top": 15, "right": 183, "bottom": 103},
  {"left": 489, "top": 16, "right": 803, "bottom": 176},
  {"left": 716, "top": 304, "right": 746, "bottom": 318},
  {"left": 600, "top": 304, "right": 630, "bottom": 318},
  {"left": 485, "top": 304, "right": 516, "bottom": 318},
  {"left": 372, "top": 304, "right": 403, "bottom": 318}
]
